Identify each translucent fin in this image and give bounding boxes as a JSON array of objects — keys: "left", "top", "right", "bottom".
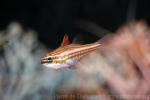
[{"left": 72, "top": 34, "right": 84, "bottom": 44}]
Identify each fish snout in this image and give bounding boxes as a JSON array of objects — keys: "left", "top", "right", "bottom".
[{"left": 40, "top": 58, "right": 48, "bottom": 64}]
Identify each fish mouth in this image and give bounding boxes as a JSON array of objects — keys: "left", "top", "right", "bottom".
[{"left": 40, "top": 58, "right": 49, "bottom": 64}]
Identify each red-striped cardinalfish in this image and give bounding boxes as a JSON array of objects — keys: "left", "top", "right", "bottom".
[{"left": 41, "top": 34, "right": 101, "bottom": 69}]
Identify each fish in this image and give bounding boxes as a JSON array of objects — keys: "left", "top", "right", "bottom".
[{"left": 41, "top": 34, "right": 101, "bottom": 69}]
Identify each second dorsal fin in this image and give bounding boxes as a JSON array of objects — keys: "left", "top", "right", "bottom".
[{"left": 61, "top": 34, "right": 70, "bottom": 46}]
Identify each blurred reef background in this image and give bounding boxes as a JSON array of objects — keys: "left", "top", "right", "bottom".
[{"left": 0, "top": 0, "right": 150, "bottom": 100}]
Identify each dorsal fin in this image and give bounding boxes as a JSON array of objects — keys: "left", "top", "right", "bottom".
[{"left": 61, "top": 34, "right": 70, "bottom": 46}]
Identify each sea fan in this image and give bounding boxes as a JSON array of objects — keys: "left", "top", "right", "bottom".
[
  {"left": 58, "top": 21, "right": 150, "bottom": 100},
  {"left": 0, "top": 22, "right": 71, "bottom": 100}
]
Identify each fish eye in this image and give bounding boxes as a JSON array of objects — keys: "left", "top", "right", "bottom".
[{"left": 47, "top": 57, "right": 52, "bottom": 63}]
